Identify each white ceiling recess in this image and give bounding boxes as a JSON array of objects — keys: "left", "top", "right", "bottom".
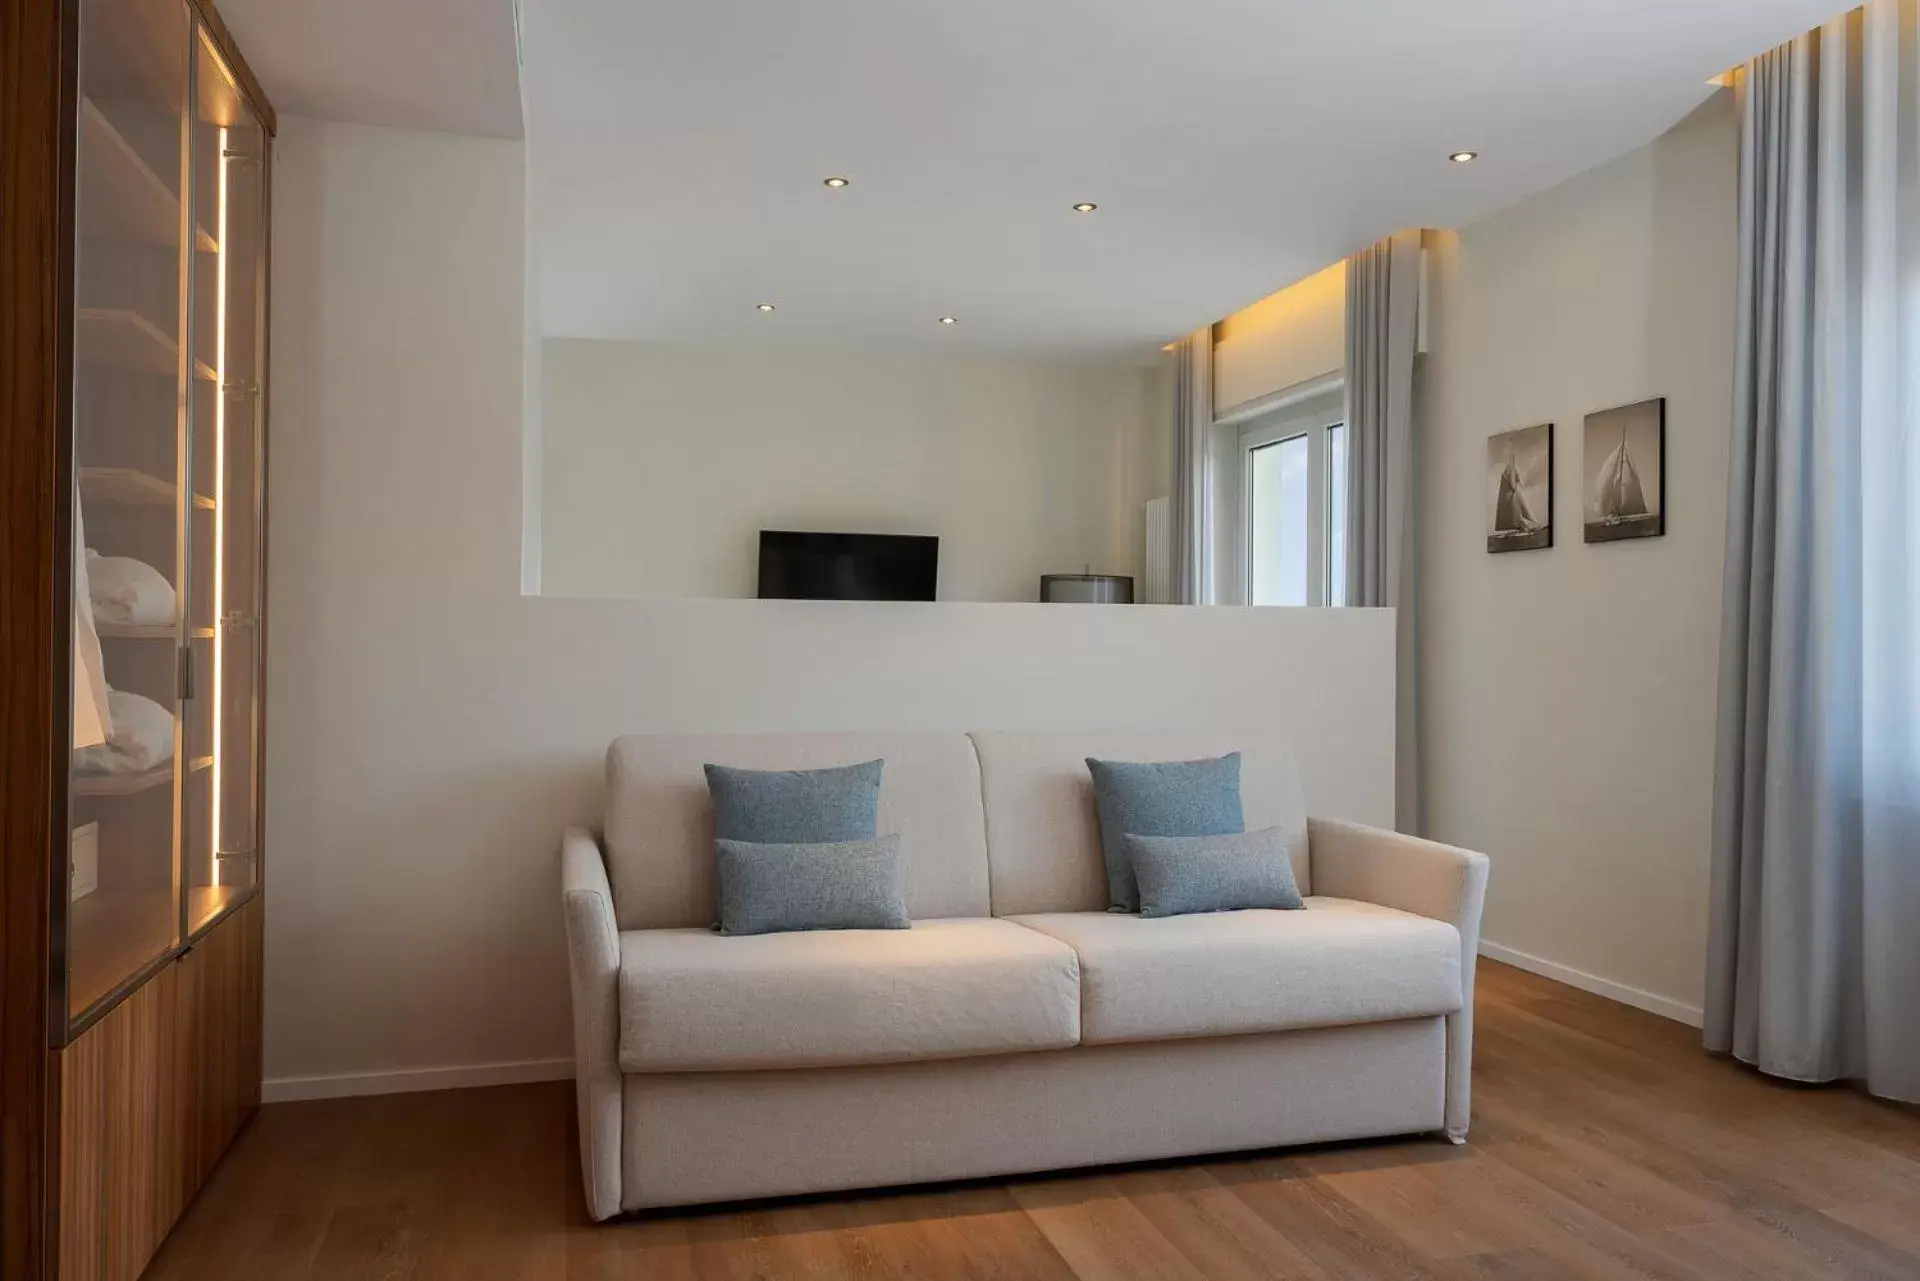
[
  {"left": 520, "top": 0, "right": 1840, "bottom": 357},
  {"left": 216, "top": 0, "right": 525, "bottom": 139},
  {"left": 223, "top": 0, "right": 1848, "bottom": 357}
]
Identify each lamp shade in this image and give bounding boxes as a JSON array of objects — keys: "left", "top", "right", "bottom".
[{"left": 1039, "top": 574, "right": 1134, "bottom": 604}]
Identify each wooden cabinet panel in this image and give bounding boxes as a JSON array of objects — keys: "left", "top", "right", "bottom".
[{"left": 55, "top": 898, "right": 260, "bottom": 1281}]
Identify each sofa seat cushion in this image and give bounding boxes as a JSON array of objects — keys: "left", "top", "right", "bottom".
[
  {"left": 1008, "top": 897, "right": 1461, "bottom": 1046},
  {"left": 618, "top": 918, "right": 1080, "bottom": 1072}
]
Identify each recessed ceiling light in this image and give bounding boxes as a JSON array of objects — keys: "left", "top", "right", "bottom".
[
  {"left": 1072, "top": 202, "right": 1098, "bottom": 213},
  {"left": 938, "top": 316, "right": 958, "bottom": 326},
  {"left": 1449, "top": 151, "right": 1479, "bottom": 164},
  {"left": 756, "top": 303, "right": 776, "bottom": 312},
  {"left": 823, "top": 176, "right": 850, "bottom": 188}
]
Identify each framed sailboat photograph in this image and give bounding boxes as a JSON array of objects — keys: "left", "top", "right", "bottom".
[
  {"left": 1486, "top": 422, "right": 1553, "bottom": 553},
  {"left": 1584, "top": 398, "right": 1665, "bottom": 543}
]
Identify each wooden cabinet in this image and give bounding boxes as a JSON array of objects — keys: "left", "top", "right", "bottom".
[
  {"left": 57, "top": 900, "right": 262, "bottom": 1281},
  {"left": 1, "top": 0, "right": 272, "bottom": 1276}
]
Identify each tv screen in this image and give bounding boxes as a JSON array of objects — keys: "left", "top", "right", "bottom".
[{"left": 757, "top": 531, "right": 938, "bottom": 602}]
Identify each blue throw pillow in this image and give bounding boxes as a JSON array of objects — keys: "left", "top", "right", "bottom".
[
  {"left": 1124, "top": 826, "right": 1303, "bottom": 918},
  {"left": 715, "top": 835, "right": 909, "bottom": 936},
  {"left": 1086, "top": 753, "right": 1244, "bottom": 912},
  {"left": 703, "top": 759, "right": 883, "bottom": 844}
]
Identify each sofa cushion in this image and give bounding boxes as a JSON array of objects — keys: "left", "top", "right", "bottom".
[
  {"left": 715, "top": 835, "right": 909, "bottom": 936},
  {"left": 1087, "top": 753, "right": 1245, "bottom": 912},
  {"left": 618, "top": 917, "right": 1080, "bottom": 1072},
  {"left": 1127, "top": 826, "right": 1304, "bottom": 918},
  {"left": 606, "top": 733, "right": 990, "bottom": 930},
  {"left": 704, "top": 759, "right": 882, "bottom": 844},
  {"left": 1008, "top": 897, "right": 1461, "bottom": 1045},
  {"left": 971, "top": 731, "right": 1310, "bottom": 916}
]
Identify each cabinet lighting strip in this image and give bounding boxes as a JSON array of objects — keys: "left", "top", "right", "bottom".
[{"left": 212, "top": 125, "right": 229, "bottom": 885}]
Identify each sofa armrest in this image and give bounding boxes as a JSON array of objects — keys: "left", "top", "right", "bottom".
[
  {"left": 1307, "top": 817, "right": 1490, "bottom": 1141},
  {"left": 562, "top": 826, "right": 623, "bottom": 1220}
]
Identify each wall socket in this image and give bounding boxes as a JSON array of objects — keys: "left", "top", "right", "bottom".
[{"left": 70, "top": 822, "right": 99, "bottom": 901}]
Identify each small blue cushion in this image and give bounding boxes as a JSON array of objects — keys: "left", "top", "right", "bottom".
[
  {"left": 1125, "top": 826, "right": 1303, "bottom": 918},
  {"left": 703, "top": 759, "right": 883, "bottom": 845},
  {"left": 1086, "top": 753, "right": 1244, "bottom": 912},
  {"left": 715, "top": 835, "right": 909, "bottom": 936}
]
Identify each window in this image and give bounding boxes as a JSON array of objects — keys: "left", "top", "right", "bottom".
[{"left": 1241, "top": 401, "right": 1348, "bottom": 607}]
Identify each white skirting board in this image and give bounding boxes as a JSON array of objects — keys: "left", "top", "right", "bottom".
[
  {"left": 262, "top": 1056, "right": 574, "bottom": 1103},
  {"left": 1479, "top": 940, "right": 1704, "bottom": 1028}
]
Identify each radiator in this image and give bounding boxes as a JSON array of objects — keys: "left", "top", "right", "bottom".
[{"left": 1144, "top": 497, "right": 1171, "bottom": 605}]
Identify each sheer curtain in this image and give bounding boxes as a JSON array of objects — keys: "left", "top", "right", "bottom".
[{"left": 1708, "top": 0, "right": 1920, "bottom": 1103}]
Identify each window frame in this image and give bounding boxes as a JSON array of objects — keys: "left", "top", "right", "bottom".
[{"left": 1238, "top": 391, "right": 1346, "bottom": 608}]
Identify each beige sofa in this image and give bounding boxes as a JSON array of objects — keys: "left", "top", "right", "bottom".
[{"left": 561, "top": 730, "right": 1489, "bottom": 1219}]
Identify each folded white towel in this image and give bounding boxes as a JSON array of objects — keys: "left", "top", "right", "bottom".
[
  {"left": 74, "top": 689, "right": 174, "bottom": 775},
  {"left": 86, "top": 550, "right": 176, "bottom": 627}
]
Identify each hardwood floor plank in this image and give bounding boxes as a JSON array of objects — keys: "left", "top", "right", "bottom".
[
  {"left": 1107, "top": 1165, "right": 1328, "bottom": 1280},
  {"left": 1819, "top": 1197, "right": 1920, "bottom": 1256},
  {"left": 132, "top": 961, "right": 1920, "bottom": 1281},
  {"left": 1010, "top": 1176, "right": 1214, "bottom": 1281}
]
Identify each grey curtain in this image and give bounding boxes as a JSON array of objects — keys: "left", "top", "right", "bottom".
[
  {"left": 1167, "top": 330, "right": 1213, "bottom": 610},
  {"left": 1169, "top": 328, "right": 1214, "bottom": 605},
  {"left": 1708, "top": 0, "right": 1920, "bottom": 1104},
  {"left": 1344, "top": 230, "right": 1423, "bottom": 832}
]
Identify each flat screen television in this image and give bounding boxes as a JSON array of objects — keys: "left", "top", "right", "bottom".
[{"left": 757, "top": 530, "right": 938, "bottom": 602}]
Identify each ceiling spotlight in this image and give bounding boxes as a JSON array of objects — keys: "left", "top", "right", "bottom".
[
  {"left": 756, "top": 303, "right": 776, "bottom": 313},
  {"left": 1449, "top": 151, "right": 1479, "bottom": 164},
  {"left": 938, "top": 316, "right": 958, "bottom": 325},
  {"left": 1072, "top": 202, "right": 1098, "bottom": 213},
  {"left": 823, "top": 176, "right": 850, "bottom": 188}
]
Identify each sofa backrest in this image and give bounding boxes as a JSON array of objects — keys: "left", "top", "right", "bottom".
[
  {"left": 604, "top": 732, "right": 991, "bottom": 929},
  {"left": 970, "top": 730, "right": 1309, "bottom": 915}
]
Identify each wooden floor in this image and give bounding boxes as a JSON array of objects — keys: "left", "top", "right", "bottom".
[{"left": 143, "top": 961, "right": 1920, "bottom": 1280}]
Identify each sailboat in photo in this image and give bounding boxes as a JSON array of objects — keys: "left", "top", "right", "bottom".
[
  {"left": 1590, "top": 426, "right": 1648, "bottom": 523},
  {"left": 1486, "top": 423, "right": 1552, "bottom": 553},
  {"left": 1495, "top": 448, "right": 1541, "bottom": 535},
  {"left": 1583, "top": 399, "right": 1664, "bottom": 543}
]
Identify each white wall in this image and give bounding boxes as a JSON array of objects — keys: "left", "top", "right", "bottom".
[
  {"left": 1211, "top": 261, "right": 1347, "bottom": 414},
  {"left": 265, "top": 117, "right": 1400, "bottom": 1098},
  {"left": 1420, "top": 95, "right": 1738, "bottom": 1022},
  {"left": 540, "top": 341, "right": 1169, "bottom": 602}
]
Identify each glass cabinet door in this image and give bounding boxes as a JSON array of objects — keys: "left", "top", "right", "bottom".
[
  {"left": 65, "top": 0, "right": 193, "bottom": 1025},
  {"left": 183, "top": 28, "right": 266, "bottom": 938}
]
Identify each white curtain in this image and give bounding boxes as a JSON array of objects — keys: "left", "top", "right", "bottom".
[
  {"left": 1169, "top": 327, "right": 1213, "bottom": 606},
  {"left": 1708, "top": 0, "right": 1920, "bottom": 1103},
  {"left": 1344, "top": 230, "right": 1423, "bottom": 832}
]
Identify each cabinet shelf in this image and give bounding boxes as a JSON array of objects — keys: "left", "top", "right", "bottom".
[
  {"left": 79, "top": 466, "right": 215, "bottom": 510},
  {"left": 79, "top": 96, "right": 217, "bottom": 253},
  {"left": 71, "top": 754, "right": 209, "bottom": 799},
  {"left": 77, "top": 306, "right": 216, "bottom": 380},
  {"left": 96, "top": 623, "right": 213, "bottom": 640}
]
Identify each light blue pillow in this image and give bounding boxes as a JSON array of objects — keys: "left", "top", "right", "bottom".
[
  {"left": 715, "top": 835, "right": 909, "bottom": 936},
  {"left": 703, "top": 759, "right": 883, "bottom": 845},
  {"left": 1124, "top": 826, "right": 1304, "bottom": 918},
  {"left": 1086, "top": 752, "right": 1244, "bottom": 912}
]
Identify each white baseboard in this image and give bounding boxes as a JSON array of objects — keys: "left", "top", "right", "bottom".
[
  {"left": 263, "top": 1056, "right": 574, "bottom": 1104},
  {"left": 1478, "top": 940, "right": 1704, "bottom": 1028}
]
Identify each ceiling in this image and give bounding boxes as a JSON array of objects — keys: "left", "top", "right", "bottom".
[
  {"left": 217, "top": 0, "right": 524, "bottom": 139},
  {"left": 223, "top": 0, "right": 1846, "bottom": 357}
]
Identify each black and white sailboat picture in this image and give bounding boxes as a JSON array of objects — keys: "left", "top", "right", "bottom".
[
  {"left": 1584, "top": 398, "right": 1665, "bottom": 543},
  {"left": 1487, "top": 423, "right": 1553, "bottom": 553}
]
